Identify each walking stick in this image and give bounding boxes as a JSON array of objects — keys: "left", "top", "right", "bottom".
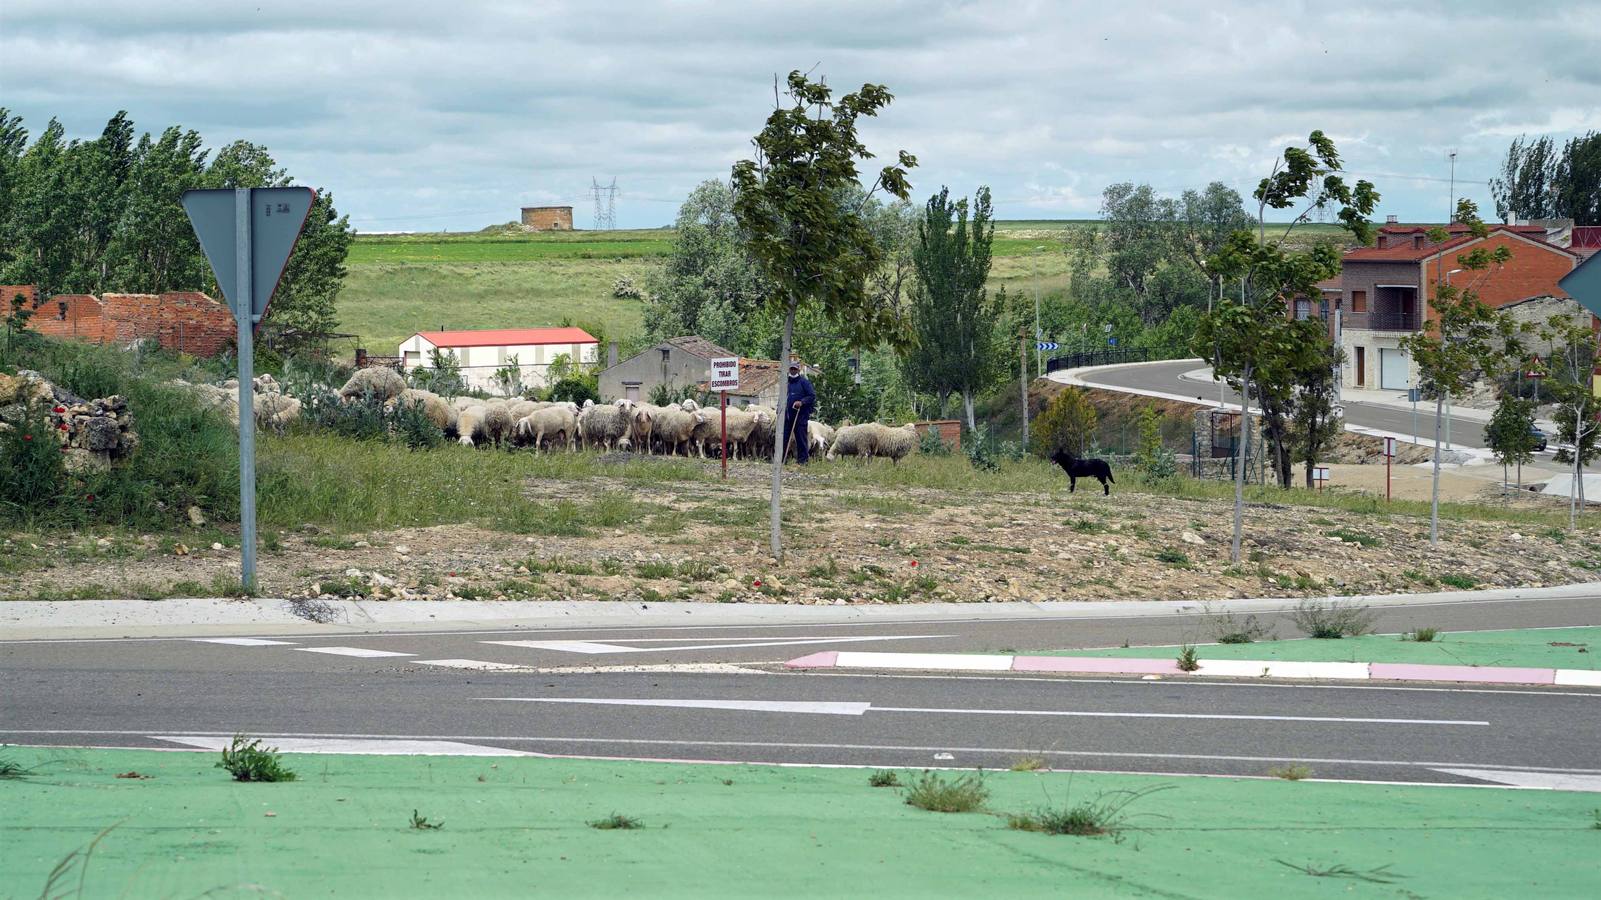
[{"left": 783, "top": 405, "right": 802, "bottom": 462}]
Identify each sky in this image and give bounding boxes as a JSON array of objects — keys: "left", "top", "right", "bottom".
[{"left": 4, "top": 0, "right": 1599, "bottom": 232}]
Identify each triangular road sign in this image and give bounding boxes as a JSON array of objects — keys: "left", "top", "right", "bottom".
[{"left": 181, "top": 186, "right": 315, "bottom": 323}]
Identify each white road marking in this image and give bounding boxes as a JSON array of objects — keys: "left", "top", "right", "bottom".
[
  {"left": 833, "top": 651, "right": 1015, "bottom": 671},
  {"left": 188, "top": 637, "right": 296, "bottom": 646},
  {"left": 485, "top": 635, "right": 950, "bottom": 655},
  {"left": 1554, "top": 669, "right": 1601, "bottom": 687},
  {"left": 476, "top": 697, "right": 1485, "bottom": 726},
  {"left": 22, "top": 729, "right": 1597, "bottom": 781},
  {"left": 149, "top": 735, "right": 531, "bottom": 756},
  {"left": 482, "top": 698, "right": 873, "bottom": 715},
  {"left": 296, "top": 646, "right": 414, "bottom": 658},
  {"left": 1433, "top": 768, "right": 1601, "bottom": 792},
  {"left": 413, "top": 659, "right": 536, "bottom": 671}
]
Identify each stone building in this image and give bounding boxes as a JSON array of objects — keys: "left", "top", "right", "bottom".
[{"left": 520, "top": 206, "right": 574, "bottom": 231}]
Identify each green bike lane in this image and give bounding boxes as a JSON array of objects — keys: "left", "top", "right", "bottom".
[{"left": 3, "top": 746, "right": 1598, "bottom": 899}]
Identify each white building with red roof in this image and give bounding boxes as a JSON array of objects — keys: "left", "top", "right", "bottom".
[{"left": 398, "top": 326, "right": 598, "bottom": 394}]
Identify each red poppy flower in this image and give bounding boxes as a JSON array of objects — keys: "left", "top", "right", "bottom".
[
  {"left": 86, "top": 494, "right": 95, "bottom": 502},
  {"left": 753, "top": 579, "right": 763, "bottom": 588},
  {"left": 909, "top": 560, "right": 919, "bottom": 567},
  {"left": 57, "top": 423, "right": 69, "bottom": 430},
  {"left": 53, "top": 406, "right": 65, "bottom": 414},
  {"left": 23, "top": 434, "right": 32, "bottom": 441}
]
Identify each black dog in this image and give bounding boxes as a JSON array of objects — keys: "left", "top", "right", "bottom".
[{"left": 1050, "top": 449, "right": 1114, "bottom": 495}]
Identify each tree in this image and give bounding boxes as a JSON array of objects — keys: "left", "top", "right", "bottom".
[
  {"left": 1399, "top": 201, "right": 1516, "bottom": 545},
  {"left": 1031, "top": 386, "right": 1098, "bottom": 459},
  {"left": 1554, "top": 131, "right": 1601, "bottom": 226},
  {"left": 643, "top": 179, "right": 769, "bottom": 353},
  {"left": 903, "top": 186, "right": 1002, "bottom": 428},
  {"left": 1290, "top": 342, "right": 1345, "bottom": 488},
  {"left": 1486, "top": 392, "right": 1537, "bottom": 491},
  {"left": 730, "top": 70, "right": 915, "bottom": 563},
  {"left": 1491, "top": 135, "right": 1559, "bottom": 222},
  {"left": 1198, "top": 130, "right": 1378, "bottom": 562},
  {"left": 1539, "top": 311, "right": 1601, "bottom": 526}
]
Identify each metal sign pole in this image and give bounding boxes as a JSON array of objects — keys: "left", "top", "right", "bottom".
[{"left": 234, "top": 188, "right": 257, "bottom": 593}]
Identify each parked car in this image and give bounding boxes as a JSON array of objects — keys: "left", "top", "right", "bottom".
[{"left": 1530, "top": 425, "right": 1548, "bottom": 452}]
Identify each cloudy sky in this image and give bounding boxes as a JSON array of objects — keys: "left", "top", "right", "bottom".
[{"left": 4, "top": 0, "right": 1598, "bottom": 231}]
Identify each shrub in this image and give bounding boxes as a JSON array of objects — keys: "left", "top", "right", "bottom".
[
  {"left": 1031, "top": 386, "right": 1098, "bottom": 459},
  {"left": 216, "top": 734, "right": 296, "bottom": 782},
  {"left": 919, "top": 426, "right": 952, "bottom": 456},
  {"left": 1290, "top": 599, "right": 1377, "bottom": 639},
  {"left": 612, "top": 276, "right": 644, "bottom": 300},
  {"left": 387, "top": 398, "right": 444, "bottom": 450},
  {"left": 0, "top": 400, "right": 68, "bottom": 521},
  {"left": 963, "top": 423, "right": 1001, "bottom": 472},
  {"left": 1203, "top": 605, "right": 1276, "bottom": 644},
  {"left": 868, "top": 770, "right": 900, "bottom": 787},
  {"left": 1176, "top": 644, "right": 1200, "bottom": 672},
  {"left": 1155, "top": 548, "right": 1191, "bottom": 567},
  {"left": 903, "top": 771, "right": 988, "bottom": 813},
  {"left": 1404, "top": 627, "right": 1439, "bottom": 642},
  {"left": 1006, "top": 785, "right": 1169, "bottom": 838},
  {"left": 550, "top": 374, "right": 599, "bottom": 406},
  {"left": 1438, "top": 573, "right": 1478, "bottom": 590},
  {"left": 588, "top": 813, "right": 643, "bottom": 830}
]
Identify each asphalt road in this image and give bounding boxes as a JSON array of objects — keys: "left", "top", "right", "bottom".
[
  {"left": 5, "top": 605, "right": 1599, "bottom": 788},
  {"left": 1075, "top": 359, "right": 1491, "bottom": 449}
]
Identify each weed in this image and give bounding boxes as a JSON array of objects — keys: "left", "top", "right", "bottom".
[
  {"left": 37, "top": 822, "right": 119, "bottom": 900},
  {"left": 588, "top": 812, "right": 643, "bottom": 830},
  {"left": 1176, "top": 644, "right": 1200, "bottom": 672},
  {"left": 1439, "top": 573, "right": 1479, "bottom": 590},
  {"left": 1154, "top": 547, "right": 1191, "bottom": 567},
  {"left": 1276, "top": 860, "right": 1401, "bottom": 884},
  {"left": 676, "top": 560, "right": 718, "bottom": 582},
  {"left": 903, "top": 771, "right": 989, "bottom": 813},
  {"left": 1404, "top": 627, "right": 1439, "bottom": 642},
  {"left": 527, "top": 556, "right": 596, "bottom": 576},
  {"left": 1009, "top": 757, "right": 1047, "bottom": 772},
  {"left": 1069, "top": 517, "right": 1108, "bottom": 534},
  {"left": 215, "top": 734, "right": 296, "bottom": 782},
  {"left": 1402, "top": 569, "right": 1438, "bottom": 586},
  {"left": 1290, "top": 599, "right": 1377, "bottom": 639},
  {"left": 868, "top": 770, "right": 900, "bottom": 787},
  {"left": 0, "top": 751, "right": 35, "bottom": 780},
  {"left": 635, "top": 561, "right": 676, "bottom": 579},
  {"left": 1006, "top": 785, "right": 1171, "bottom": 839},
  {"left": 410, "top": 810, "right": 444, "bottom": 830},
  {"left": 1268, "top": 765, "right": 1312, "bottom": 781},
  {"left": 598, "top": 557, "right": 625, "bottom": 576},
  {"left": 1202, "top": 604, "right": 1276, "bottom": 644},
  {"left": 1326, "top": 527, "right": 1381, "bottom": 547}
]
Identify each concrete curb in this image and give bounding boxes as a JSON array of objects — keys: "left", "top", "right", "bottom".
[
  {"left": 784, "top": 650, "right": 1601, "bottom": 687},
  {"left": 4, "top": 582, "right": 1598, "bottom": 640}
]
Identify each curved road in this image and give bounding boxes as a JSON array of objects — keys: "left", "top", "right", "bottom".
[{"left": 1071, "top": 358, "right": 1489, "bottom": 448}]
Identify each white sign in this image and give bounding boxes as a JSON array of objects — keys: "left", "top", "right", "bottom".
[
  {"left": 1384, "top": 437, "right": 1396, "bottom": 458},
  {"left": 1313, "top": 466, "right": 1330, "bottom": 483},
  {"left": 709, "top": 357, "right": 740, "bottom": 391}
]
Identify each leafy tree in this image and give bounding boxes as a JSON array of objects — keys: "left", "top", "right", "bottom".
[
  {"left": 1491, "top": 135, "right": 1559, "bottom": 222},
  {"left": 1198, "top": 130, "right": 1378, "bottom": 562},
  {"left": 1290, "top": 342, "right": 1345, "bottom": 488},
  {"left": 903, "top": 186, "right": 1002, "bottom": 428},
  {"left": 1554, "top": 131, "right": 1601, "bottom": 226},
  {"left": 1538, "top": 311, "right": 1600, "bottom": 526},
  {"left": 1486, "top": 392, "right": 1537, "bottom": 491},
  {"left": 643, "top": 179, "right": 769, "bottom": 353},
  {"left": 730, "top": 70, "right": 915, "bottom": 563},
  {"left": 1399, "top": 201, "right": 1517, "bottom": 544},
  {"left": 1031, "top": 386, "right": 1098, "bottom": 459}
]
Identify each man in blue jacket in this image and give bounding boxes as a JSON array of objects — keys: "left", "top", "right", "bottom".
[{"left": 783, "top": 361, "right": 816, "bottom": 464}]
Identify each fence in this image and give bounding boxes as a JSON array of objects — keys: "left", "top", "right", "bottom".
[{"left": 1044, "top": 348, "right": 1151, "bottom": 374}]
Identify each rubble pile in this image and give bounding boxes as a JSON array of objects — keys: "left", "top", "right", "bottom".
[{"left": 0, "top": 370, "right": 139, "bottom": 472}]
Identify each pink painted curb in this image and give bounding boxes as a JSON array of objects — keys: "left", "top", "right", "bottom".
[
  {"left": 1368, "top": 662, "right": 1556, "bottom": 685},
  {"left": 784, "top": 651, "right": 839, "bottom": 669},
  {"left": 1012, "top": 656, "right": 1181, "bottom": 675}
]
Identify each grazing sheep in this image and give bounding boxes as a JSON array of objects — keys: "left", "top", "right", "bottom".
[
  {"left": 506, "top": 399, "right": 539, "bottom": 419},
  {"left": 516, "top": 405, "right": 579, "bottom": 453},
  {"left": 254, "top": 392, "right": 302, "bottom": 430},
  {"left": 387, "top": 388, "right": 457, "bottom": 433},
  {"left": 579, "top": 402, "right": 631, "bottom": 452},
  {"left": 450, "top": 395, "right": 481, "bottom": 412},
  {"left": 744, "top": 404, "right": 778, "bottom": 457},
  {"left": 807, "top": 420, "right": 835, "bottom": 456},
  {"left": 827, "top": 422, "right": 883, "bottom": 461},
  {"left": 455, "top": 405, "right": 489, "bottom": 446},
  {"left": 651, "top": 405, "right": 706, "bottom": 456},
  {"left": 339, "top": 366, "right": 405, "bottom": 402},
  {"left": 626, "top": 403, "right": 659, "bottom": 454},
  {"left": 875, "top": 422, "right": 920, "bottom": 464},
  {"left": 692, "top": 406, "right": 763, "bottom": 459},
  {"left": 482, "top": 402, "right": 515, "bottom": 447}
]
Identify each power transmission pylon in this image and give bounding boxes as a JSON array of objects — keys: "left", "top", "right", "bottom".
[{"left": 591, "top": 177, "right": 618, "bottom": 230}]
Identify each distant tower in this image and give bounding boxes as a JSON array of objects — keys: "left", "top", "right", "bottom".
[{"left": 591, "top": 177, "right": 619, "bottom": 230}]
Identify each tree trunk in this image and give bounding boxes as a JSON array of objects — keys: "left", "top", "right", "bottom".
[
  {"left": 962, "top": 390, "right": 975, "bottom": 430},
  {"left": 1231, "top": 365, "right": 1251, "bottom": 564},
  {"left": 770, "top": 300, "right": 796, "bottom": 563},
  {"left": 1429, "top": 392, "right": 1445, "bottom": 546}
]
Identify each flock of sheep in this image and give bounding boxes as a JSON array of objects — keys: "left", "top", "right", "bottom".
[{"left": 337, "top": 366, "right": 922, "bottom": 462}]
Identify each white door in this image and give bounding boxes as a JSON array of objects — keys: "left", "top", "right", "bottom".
[{"left": 1380, "top": 348, "right": 1410, "bottom": 390}]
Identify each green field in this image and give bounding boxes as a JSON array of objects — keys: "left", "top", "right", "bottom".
[
  {"left": 336, "top": 220, "right": 1356, "bottom": 356},
  {"left": 5, "top": 746, "right": 1598, "bottom": 898}
]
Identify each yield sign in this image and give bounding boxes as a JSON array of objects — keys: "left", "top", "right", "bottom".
[{"left": 181, "top": 186, "right": 314, "bottom": 323}]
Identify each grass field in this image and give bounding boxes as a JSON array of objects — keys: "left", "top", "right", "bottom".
[{"left": 337, "top": 220, "right": 1357, "bottom": 353}]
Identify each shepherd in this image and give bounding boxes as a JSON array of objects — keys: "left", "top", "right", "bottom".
[
  {"left": 1050, "top": 449, "right": 1114, "bottom": 495},
  {"left": 782, "top": 359, "right": 815, "bottom": 465}
]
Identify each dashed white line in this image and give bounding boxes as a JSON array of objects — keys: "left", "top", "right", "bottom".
[
  {"left": 188, "top": 637, "right": 296, "bottom": 646},
  {"left": 296, "top": 646, "right": 414, "bottom": 658}
]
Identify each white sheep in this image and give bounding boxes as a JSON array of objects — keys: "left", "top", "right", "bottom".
[
  {"left": 455, "top": 405, "right": 489, "bottom": 446},
  {"left": 827, "top": 422, "right": 883, "bottom": 461},
  {"left": 387, "top": 388, "right": 457, "bottom": 433},
  {"left": 516, "top": 405, "right": 579, "bottom": 453},
  {"left": 691, "top": 406, "right": 764, "bottom": 459},
  {"left": 482, "top": 402, "right": 515, "bottom": 447},
  {"left": 650, "top": 405, "right": 706, "bottom": 456},
  {"left": 579, "top": 402, "right": 631, "bottom": 452},
  {"left": 876, "top": 422, "right": 921, "bottom": 464},
  {"left": 338, "top": 366, "right": 405, "bottom": 402},
  {"left": 807, "top": 420, "right": 835, "bottom": 456}
]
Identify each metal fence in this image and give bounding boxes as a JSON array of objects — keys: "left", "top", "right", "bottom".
[{"left": 1044, "top": 348, "right": 1151, "bottom": 374}]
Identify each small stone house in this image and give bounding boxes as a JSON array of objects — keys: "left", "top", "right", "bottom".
[{"left": 597, "top": 335, "right": 817, "bottom": 408}]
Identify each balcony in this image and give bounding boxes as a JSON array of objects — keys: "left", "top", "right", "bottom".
[{"left": 1366, "top": 310, "right": 1419, "bottom": 331}]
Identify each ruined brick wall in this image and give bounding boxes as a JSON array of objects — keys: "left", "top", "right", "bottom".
[
  {"left": 24, "top": 294, "right": 118, "bottom": 344},
  {"left": 24, "top": 291, "right": 234, "bottom": 357},
  {"left": 520, "top": 206, "right": 574, "bottom": 231}
]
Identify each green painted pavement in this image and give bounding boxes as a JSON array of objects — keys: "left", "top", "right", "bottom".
[
  {"left": 1030, "top": 627, "right": 1600, "bottom": 670},
  {"left": 2, "top": 747, "right": 1598, "bottom": 898}
]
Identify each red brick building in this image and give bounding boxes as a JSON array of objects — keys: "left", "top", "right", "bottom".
[{"left": 24, "top": 290, "right": 236, "bottom": 357}]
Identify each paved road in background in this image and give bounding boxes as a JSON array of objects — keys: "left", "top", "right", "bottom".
[
  {"left": 5, "top": 603, "right": 1598, "bottom": 788},
  {"left": 1073, "top": 359, "right": 1491, "bottom": 449}
]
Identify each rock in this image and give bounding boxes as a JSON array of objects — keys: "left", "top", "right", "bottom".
[
  {"left": 353, "top": 540, "right": 371, "bottom": 548},
  {"left": 61, "top": 448, "right": 108, "bottom": 474},
  {"left": 393, "top": 545, "right": 411, "bottom": 555},
  {"left": 369, "top": 572, "right": 395, "bottom": 588},
  {"left": 211, "top": 542, "right": 224, "bottom": 551},
  {"left": 95, "top": 537, "right": 111, "bottom": 548},
  {"left": 1181, "top": 531, "right": 1205, "bottom": 546},
  {"left": 187, "top": 506, "right": 207, "bottom": 527},
  {"left": 344, "top": 568, "right": 363, "bottom": 578}
]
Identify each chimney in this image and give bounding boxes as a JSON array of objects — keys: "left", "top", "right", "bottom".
[
  {"left": 606, "top": 341, "right": 619, "bottom": 368},
  {"left": 1385, "top": 214, "right": 1399, "bottom": 224},
  {"left": 1377, "top": 233, "right": 1391, "bottom": 249}
]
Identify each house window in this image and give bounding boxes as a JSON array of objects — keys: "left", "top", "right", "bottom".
[
  {"left": 58, "top": 301, "right": 68, "bottom": 320},
  {"left": 1351, "top": 290, "right": 1367, "bottom": 313},
  {"left": 1294, "top": 299, "right": 1312, "bottom": 320}
]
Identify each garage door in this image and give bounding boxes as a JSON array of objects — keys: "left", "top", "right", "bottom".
[{"left": 1380, "top": 348, "right": 1410, "bottom": 390}]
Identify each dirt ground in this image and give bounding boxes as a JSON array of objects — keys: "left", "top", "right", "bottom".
[{"left": 5, "top": 461, "right": 1597, "bottom": 605}]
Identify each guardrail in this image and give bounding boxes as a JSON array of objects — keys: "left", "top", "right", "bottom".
[{"left": 1044, "top": 348, "right": 1151, "bottom": 374}]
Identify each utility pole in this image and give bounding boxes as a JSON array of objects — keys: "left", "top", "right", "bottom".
[
  {"left": 1448, "top": 151, "right": 1458, "bottom": 222},
  {"left": 1020, "top": 326, "right": 1030, "bottom": 447}
]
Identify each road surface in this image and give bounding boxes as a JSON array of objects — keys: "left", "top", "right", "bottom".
[{"left": 5, "top": 599, "right": 1598, "bottom": 789}]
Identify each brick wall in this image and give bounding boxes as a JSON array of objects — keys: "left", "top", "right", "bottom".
[
  {"left": 1, "top": 284, "right": 37, "bottom": 311},
  {"left": 1424, "top": 234, "right": 1578, "bottom": 313},
  {"left": 24, "top": 291, "right": 235, "bottom": 357},
  {"left": 520, "top": 206, "right": 574, "bottom": 231}
]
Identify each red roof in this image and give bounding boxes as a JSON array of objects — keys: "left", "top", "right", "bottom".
[
  {"left": 1344, "top": 225, "right": 1574, "bottom": 262},
  {"left": 414, "top": 327, "right": 597, "bottom": 348}
]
